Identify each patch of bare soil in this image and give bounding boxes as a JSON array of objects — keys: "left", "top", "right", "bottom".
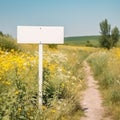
[{"left": 80, "top": 61, "right": 111, "bottom": 120}]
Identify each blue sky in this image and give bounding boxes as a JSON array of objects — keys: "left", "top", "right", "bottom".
[{"left": 0, "top": 0, "right": 120, "bottom": 38}]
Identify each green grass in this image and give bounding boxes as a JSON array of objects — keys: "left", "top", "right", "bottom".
[
  {"left": 65, "top": 35, "right": 120, "bottom": 48},
  {"left": 64, "top": 35, "right": 100, "bottom": 47}
]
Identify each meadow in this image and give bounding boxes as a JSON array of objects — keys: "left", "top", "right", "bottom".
[
  {"left": 88, "top": 48, "right": 120, "bottom": 120},
  {"left": 65, "top": 35, "right": 120, "bottom": 47},
  {"left": 0, "top": 34, "right": 120, "bottom": 120},
  {"left": 0, "top": 35, "right": 95, "bottom": 120},
  {"left": 65, "top": 36, "right": 100, "bottom": 47}
]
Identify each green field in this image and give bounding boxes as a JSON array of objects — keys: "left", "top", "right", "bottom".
[
  {"left": 64, "top": 36, "right": 100, "bottom": 47},
  {"left": 1, "top": 33, "right": 120, "bottom": 119},
  {"left": 65, "top": 35, "right": 120, "bottom": 47}
]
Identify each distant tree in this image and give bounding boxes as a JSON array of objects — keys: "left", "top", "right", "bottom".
[
  {"left": 86, "top": 40, "right": 93, "bottom": 47},
  {"left": 99, "top": 19, "right": 119, "bottom": 49},
  {"left": 111, "top": 26, "right": 119, "bottom": 47},
  {"left": 0, "top": 31, "right": 3, "bottom": 36}
]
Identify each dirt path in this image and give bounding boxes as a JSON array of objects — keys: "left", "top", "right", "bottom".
[{"left": 80, "top": 61, "right": 109, "bottom": 120}]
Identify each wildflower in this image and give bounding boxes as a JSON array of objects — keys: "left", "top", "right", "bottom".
[
  {"left": 18, "top": 108, "right": 22, "bottom": 111},
  {"left": 42, "top": 105, "right": 47, "bottom": 110},
  {"left": 61, "top": 83, "right": 65, "bottom": 87},
  {"left": 51, "top": 109, "right": 56, "bottom": 113},
  {"left": 2, "top": 81, "right": 11, "bottom": 85},
  {"left": 15, "top": 91, "right": 19, "bottom": 95},
  {"left": 5, "top": 81, "right": 11, "bottom": 85},
  {"left": 11, "top": 49, "right": 14, "bottom": 52}
]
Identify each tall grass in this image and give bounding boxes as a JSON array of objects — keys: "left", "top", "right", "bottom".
[
  {"left": 0, "top": 45, "right": 95, "bottom": 119},
  {"left": 88, "top": 48, "right": 120, "bottom": 120},
  {"left": 0, "top": 35, "right": 21, "bottom": 51}
]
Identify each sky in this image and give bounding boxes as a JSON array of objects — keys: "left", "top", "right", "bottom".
[{"left": 0, "top": 0, "right": 120, "bottom": 38}]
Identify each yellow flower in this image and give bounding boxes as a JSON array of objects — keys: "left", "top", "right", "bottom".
[
  {"left": 2, "top": 81, "right": 11, "bottom": 85},
  {"left": 49, "top": 64, "right": 56, "bottom": 72},
  {"left": 61, "top": 83, "right": 65, "bottom": 87},
  {"left": 42, "top": 105, "right": 47, "bottom": 110},
  {"left": 5, "top": 81, "right": 11, "bottom": 85},
  {"left": 15, "top": 91, "right": 19, "bottom": 95},
  {"left": 11, "top": 49, "right": 14, "bottom": 52},
  {"left": 51, "top": 109, "right": 56, "bottom": 113},
  {"left": 18, "top": 108, "right": 22, "bottom": 111}
]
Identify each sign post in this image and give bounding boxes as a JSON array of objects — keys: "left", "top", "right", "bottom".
[
  {"left": 39, "top": 44, "right": 43, "bottom": 105},
  {"left": 17, "top": 26, "right": 64, "bottom": 106}
]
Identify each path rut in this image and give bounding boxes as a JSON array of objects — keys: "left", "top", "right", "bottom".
[{"left": 80, "top": 61, "right": 110, "bottom": 120}]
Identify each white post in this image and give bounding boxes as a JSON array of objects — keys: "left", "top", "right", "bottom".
[
  {"left": 17, "top": 26, "right": 64, "bottom": 107},
  {"left": 39, "top": 44, "right": 43, "bottom": 106}
]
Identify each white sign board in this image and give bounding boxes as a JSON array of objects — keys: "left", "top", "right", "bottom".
[
  {"left": 17, "top": 26, "right": 64, "bottom": 44},
  {"left": 17, "top": 26, "right": 64, "bottom": 107}
]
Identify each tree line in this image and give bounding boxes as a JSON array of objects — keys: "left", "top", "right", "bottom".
[{"left": 99, "top": 19, "right": 120, "bottom": 50}]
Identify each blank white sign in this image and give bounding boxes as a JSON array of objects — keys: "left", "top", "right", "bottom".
[{"left": 17, "top": 26, "right": 64, "bottom": 44}]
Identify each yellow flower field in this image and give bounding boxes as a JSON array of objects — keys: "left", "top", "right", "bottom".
[
  {"left": 1, "top": 44, "right": 120, "bottom": 119},
  {"left": 0, "top": 45, "right": 94, "bottom": 120}
]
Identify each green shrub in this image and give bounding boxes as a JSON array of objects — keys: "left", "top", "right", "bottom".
[
  {"left": 0, "top": 31, "right": 3, "bottom": 36},
  {"left": 48, "top": 44, "right": 57, "bottom": 49},
  {"left": 85, "top": 40, "right": 93, "bottom": 47},
  {"left": 0, "top": 36, "right": 21, "bottom": 51}
]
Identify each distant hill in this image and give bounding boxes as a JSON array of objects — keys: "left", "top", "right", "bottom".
[{"left": 64, "top": 35, "right": 100, "bottom": 47}]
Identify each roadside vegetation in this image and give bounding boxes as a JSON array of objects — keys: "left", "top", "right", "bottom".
[
  {"left": 0, "top": 33, "right": 21, "bottom": 51},
  {"left": 0, "top": 32, "right": 95, "bottom": 119},
  {"left": 87, "top": 48, "right": 120, "bottom": 120}
]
